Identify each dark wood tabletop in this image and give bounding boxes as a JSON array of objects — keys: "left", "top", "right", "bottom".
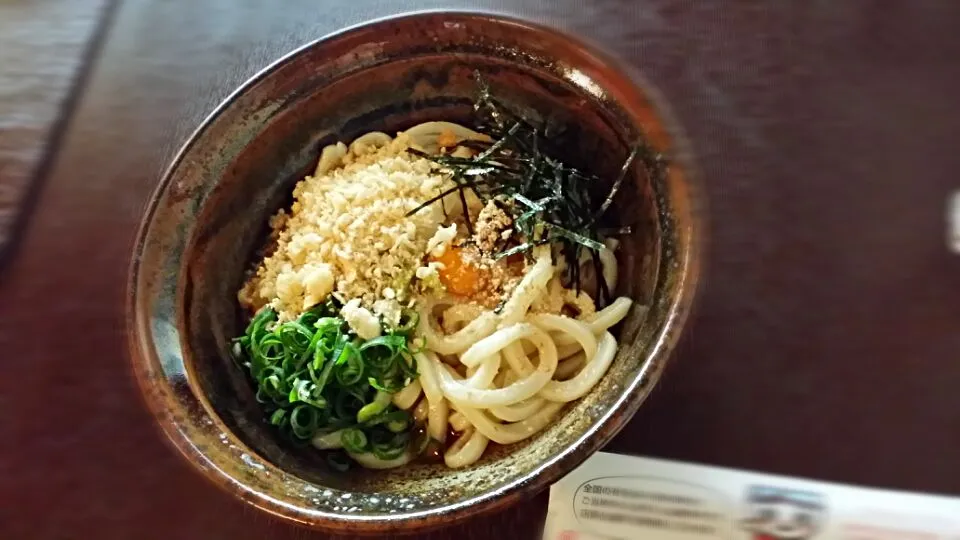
[{"left": 2, "top": 1, "right": 959, "bottom": 538}]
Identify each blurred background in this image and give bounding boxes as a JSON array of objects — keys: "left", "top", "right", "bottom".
[{"left": 1, "top": 1, "right": 958, "bottom": 538}]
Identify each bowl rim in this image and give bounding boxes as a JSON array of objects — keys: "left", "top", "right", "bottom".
[{"left": 127, "top": 8, "right": 703, "bottom": 533}]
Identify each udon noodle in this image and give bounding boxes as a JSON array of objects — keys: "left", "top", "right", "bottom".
[{"left": 235, "top": 116, "right": 636, "bottom": 470}]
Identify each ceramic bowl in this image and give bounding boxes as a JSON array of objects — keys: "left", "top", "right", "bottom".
[{"left": 127, "top": 10, "right": 702, "bottom": 534}]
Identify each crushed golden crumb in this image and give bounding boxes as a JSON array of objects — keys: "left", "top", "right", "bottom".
[
  {"left": 238, "top": 134, "right": 451, "bottom": 323},
  {"left": 474, "top": 200, "right": 512, "bottom": 254}
]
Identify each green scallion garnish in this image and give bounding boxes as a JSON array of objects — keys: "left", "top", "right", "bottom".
[{"left": 231, "top": 302, "right": 420, "bottom": 470}]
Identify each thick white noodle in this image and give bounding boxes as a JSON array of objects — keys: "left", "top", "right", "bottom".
[
  {"left": 598, "top": 246, "right": 618, "bottom": 292},
  {"left": 414, "top": 350, "right": 451, "bottom": 442},
  {"left": 501, "top": 367, "right": 519, "bottom": 386},
  {"left": 573, "top": 241, "right": 617, "bottom": 296},
  {"left": 448, "top": 411, "right": 471, "bottom": 432},
  {"left": 412, "top": 398, "right": 429, "bottom": 422},
  {"left": 402, "top": 121, "right": 490, "bottom": 154},
  {"left": 450, "top": 400, "right": 564, "bottom": 445},
  {"left": 540, "top": 332, "right": 618, "bottom": 402},
  {"left": 444, "top": 428, "right": 490, "bottom": 469},
  {"left": 347, "top": 131, "right": 391, "bottom": 155},
  {"left": 414, "top": 351, "right": 444, "bottom": 402},
  {"left": 441, "top": 303, "right": 484, "bottom": 333},
  {"left": 437, "top": 324, "right": 557, "bottom": 408},
  {"left": 438, "top": 361, "right": 548, "bottom": 409},
  {"left": 502, "top": 342, "right": 534, "bottom": 377},
  {"left": 463, "top": 353, "right": 501, "bottom": 389},
  {"left": 530, "top": 314, "right": 597, "bottom": 361},
  {"left": 461, "top": 323, "right": 543, "bottom": 368},
  {"left": 498, "top": 248, "right": 554, "bottom": 327},
  {"left": 393, "top": 380, "right": 422, "bottom": 410},
  {"left": 313, "top": 141, "right": 347, "bottom": 176},
  {"left": 554, "top": 296, "right": 633, "bottom": 347},
  {"left": 346, "top": 450, "right": 414, "bottom": 469},
  {"left": 585, "top": 297, "right": 633, "bottom": 334},
  {"left": 311, "top": 429, "right": 345, "bottom": 450},
  {"left": 490, "top": 396, "right": 548, "bottom": 422},
  {"left": 419, "top": 302, "right": 498, "bottom": 355},
  {"left": 427, "top": 396, "right": 449, "bottom": 443},
  {"left": 440, "top": 189, "right": 483, "bottom": 219},
  {"left": 476, "top": 345, "right": 547, "bottom": 423},
  {"left": 492, "top": 368, "right": 508, "bottom": 388}
]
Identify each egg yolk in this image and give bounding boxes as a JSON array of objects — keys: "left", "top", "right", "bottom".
[{"left": 432, "top": 247, "right": 485, "bottom": 296}]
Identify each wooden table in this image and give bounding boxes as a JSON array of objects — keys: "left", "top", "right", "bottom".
[{"left": 3, "top": 1, "right": 959, "bottom": 538}]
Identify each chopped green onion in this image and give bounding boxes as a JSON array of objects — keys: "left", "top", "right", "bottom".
[
  {"left": 340, "top": 428, "right": 369, "bottom": 453},
  {"left": 357, "top": 391, "right": 392, "bottom": 424},
  {"left": 387, "top": 418, "right": 409, "bottom": 433},
  {"left": 232, "top": 302, "right": 420, "bottom": 466},
  {"left": 269, "top": 409, "right": 287, "bottom": 426}
]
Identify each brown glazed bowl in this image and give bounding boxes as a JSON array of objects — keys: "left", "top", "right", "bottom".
[{"left": 127, "top": 10, "right": 702, "bottom": 535}]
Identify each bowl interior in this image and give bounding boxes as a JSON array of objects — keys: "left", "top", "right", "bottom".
[{"left": 131, "top": 11, "right": 697, "bottom": 530}]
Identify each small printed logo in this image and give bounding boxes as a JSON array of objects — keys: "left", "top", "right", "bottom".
[
  {"left": 557, "top": 530, "right": 579, "bottom": 540},
  {"left": 740, "top": 486, "right": 826, "bottom": 540}
]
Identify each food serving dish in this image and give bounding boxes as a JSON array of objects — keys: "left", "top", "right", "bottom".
[{"left": 127, "top": 10, "right": 702, "bottom": 534}]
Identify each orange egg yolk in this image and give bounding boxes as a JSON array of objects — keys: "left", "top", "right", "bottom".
[{"left": 432, "top": 247, "right": 486, "bottom": 297}]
